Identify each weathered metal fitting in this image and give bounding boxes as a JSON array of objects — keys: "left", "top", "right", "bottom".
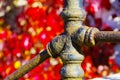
[
  {"left": 84, "top": 27, "right": 99, "bottom": 46},
  {"left": 60, "top": 36, "right": 84, "bottom": 63},
  {"left": 95, "top": 31, "right": 120, "bottom": 42},
  {"left": 65, "top": 21, "right": 82, "bottom": 36},
  {"left": 71, "top": 26, "right": 89, "bottom": 46},
  {"left": 72, "top": 26, "right": 99, "bottom": 46},
  {"left": 60, "top": 64, "right": 84, "bottom": 78},
  {"left": 46, "top": 34, "right": 67, "bottom": 58},
  {"left": 61, "top": 0, "right": 86, "bottom": 21},
  {"left": 60, "top": 36, "right": 84, "bottom": 80},
  {"left": 61, "top": 8, "right": 86, "bottom": 21}
]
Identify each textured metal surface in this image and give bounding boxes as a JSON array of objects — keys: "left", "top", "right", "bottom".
[
  {"left": 60, "top": 36, "right": 84, "bottom": 80},
  {"left": 95, "top": 31, "right": 120, "bottom": 43},
  {"left": 61, "top": 0, "right": 86, "bottom": 21},
  {"left": 61, "top": 0, "right": 86, "bottom": 35},
  {"left": 72, "top": 26, "right": 99, "bottom": 46},
  {"left": 4, "top": 50, "right": 50, "bottom": 80},
  {"left": 60, "top": 0, "right": 85, "bottom": 79},
  {"left": 47, "top": 34, "right": 67, "bottom": 58}
]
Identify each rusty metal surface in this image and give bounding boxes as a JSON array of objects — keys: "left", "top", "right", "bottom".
[
  {"left": 95, "top": 31, "right": 120, "bottom": 43},
  {"left": 60, "top": 0, "right": 85, "bottom": 79},
  {"left": 72, "top": 26, "right": 99, "bottom": 46},
  {"left": 4, "top": 50, "right": 50, "bottom": 80},
  {"left": 47, "top": 34, "right": 67, "bottom": 58},
  {"left": 60, "top": 36, "right": 84, "bottom": 80}
]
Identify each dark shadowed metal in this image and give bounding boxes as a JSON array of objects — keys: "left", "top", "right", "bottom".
[{"left": 4, "top": 0, "right": 120, "bottom": 80}]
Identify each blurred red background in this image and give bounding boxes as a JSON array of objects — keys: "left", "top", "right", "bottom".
[{"left": 0, "top": 0, "right": 120, "bottom": 80}]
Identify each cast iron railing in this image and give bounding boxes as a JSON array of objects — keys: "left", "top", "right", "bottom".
[{"left": 4, "top": 0, "right": 120, "bottom": 80}]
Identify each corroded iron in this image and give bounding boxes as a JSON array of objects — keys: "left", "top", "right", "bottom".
[
  {"left": 61, "top": 0, "right": 86, "bottom": 35},
  {"left": 95, "top": 31, "right": 120, "bottom": 43},
  {"left": 5, "top": 0, "right": 120, "bottom": 80},
  {"left": 59, "top": 0, "right": 86, "bottom": 79},
  {"left": 72, "top": 26, "right": 99, "bottom": 46},
  {"left": 60, "top": 36, "right": 84, "bottom": 80},
  {"left": 46, "top": 34, "right": 67, "bottom": 58}
]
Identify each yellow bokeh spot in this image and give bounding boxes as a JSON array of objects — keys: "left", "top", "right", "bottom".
[
  {"left": 20, "top": 20, "right": 26, "bottom": 26},
  {"left": 14, "top": 61, "right": 21, "bottom": 69},
  {"left": 36, "top": 27, "right": 43, "bottom": 34},
  {"left": 0, "top": 39, "right": 2, "bottom": 43},
  {"left": 32, "top": 2, "right": 42, "bottom": 8},
  {"left": 46, "top": 26, "right": 52, "bottom": 31},
  {"left": 6, "top": 6, "right": 11, "bottom": 12},
  {"left": 13, "top": 0, "right": 28, "bottom": 7},
  {"left": 0, "top": 28, "right": 3, "bottom": 33},
  {"left": 28, "top": 27, "right": 36, "bottom": 37},
  {"left": 25, "top": 50, "right": 30, "bottom": 55}
]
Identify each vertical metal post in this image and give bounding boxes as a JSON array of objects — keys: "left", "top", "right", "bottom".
[
  {"left": 60, "top": 0, "right": 85, "bottom": 79},
  {"left": 60, "top": 36, "right": 84, "bottom": 80}
]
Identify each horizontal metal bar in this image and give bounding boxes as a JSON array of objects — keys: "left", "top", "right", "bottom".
[
  {"left": 95, "top": 31, "right": 120, "bottom": 43},
  {"left": 4, "top": 50, "right": 50, "bottom": 80}
]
